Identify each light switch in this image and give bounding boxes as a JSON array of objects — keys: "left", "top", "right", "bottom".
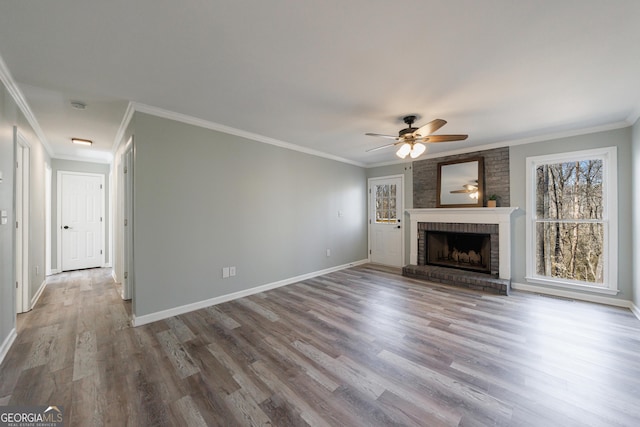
[
  {"left": 0, "top": 210, "right": 7, "bottom": 217},
  {"left": 1, "top": 218, "right": 6, "bottom": 225}
]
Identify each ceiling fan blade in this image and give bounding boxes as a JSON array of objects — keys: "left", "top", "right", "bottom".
[
  {"left": 413, "top": 119, "right": 447, "bottom": 138},
  {"left": 365, "top": 133, "right": 399, "bottom": 140},
  {"left": 365, "top": 142, "right": 399, "bottom": 152},
  {"left": 422, "top": 134, "right": 468, "bottom": 143}
]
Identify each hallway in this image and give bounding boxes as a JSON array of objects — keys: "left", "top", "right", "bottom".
[{"left": 0, "top": 269, "right": 131, "bottom": 423}]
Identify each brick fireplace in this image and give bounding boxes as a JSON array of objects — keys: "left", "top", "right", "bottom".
[{"left": 403, "top": 208, "right": 518, "bottom": 294}]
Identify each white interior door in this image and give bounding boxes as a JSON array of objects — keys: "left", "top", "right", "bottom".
[
  {"left": 15, "top": 131, "right": 30, "bottom": 313},
  {"left": 60, "top": 172, "right": 104, "bottom": 271},
  {"left": 369, "top": 175, "right": 404, "bottom": 267}
]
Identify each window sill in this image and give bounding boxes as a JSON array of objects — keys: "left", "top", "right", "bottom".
[{"left": 525, "top": 276, "right": 619, "bottom": 295}]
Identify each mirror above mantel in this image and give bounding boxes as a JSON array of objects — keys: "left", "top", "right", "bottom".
[{"left": 436, "top": 157, "right": 484, "bottom": 208}]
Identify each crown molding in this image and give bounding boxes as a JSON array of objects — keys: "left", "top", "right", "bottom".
[
  {"left": 0, "top": 53, "right": 54, "bottom": 158},
  {"left": 118, "top": 102, "right": 366, "bottom": 168},
  {"left": 111, "top": 101, "right": 135, "bottom": 155},
  {"left": 626, "top": 105, "right": 640, "bottom": 127},
  {"left": 52, "top": 153, "right": 113, "bottom": 165}
]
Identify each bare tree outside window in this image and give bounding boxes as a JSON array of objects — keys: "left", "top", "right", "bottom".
[{"left": 535, "top": 159, "right": 604, "bottom": 284}]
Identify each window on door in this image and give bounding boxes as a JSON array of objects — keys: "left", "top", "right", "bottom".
[
  {"left": 525, "top": 147, "right": 618, "bottom": 294},
  {"left": 374, "top": 184, "right": 398, "bottom": 224}
]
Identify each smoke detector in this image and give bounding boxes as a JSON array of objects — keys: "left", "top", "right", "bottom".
[{"left": 70, "top": 101, "right": 87, "bottom": 110}]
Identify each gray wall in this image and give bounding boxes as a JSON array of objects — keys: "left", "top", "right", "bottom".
[
  {"left": 18, "top": 113, "right": 49, "bottom": 298},
  {"left": 132, "top": 113, "right": 368, "bottom": 317},
  {"left": 0, "top": 80, "right": 16, "bottom": 352},
  {"left": 509, "top": 127, "right": 633, "bottom": 301},
  {"left": 632, "top": 118, "right": 640, "bottom": 310},
  {"left": 51, "top": 159, "right": 111, "bottom": 270},
  {"left": 0, "top": 78, "right": 49, "bottom": 355}
]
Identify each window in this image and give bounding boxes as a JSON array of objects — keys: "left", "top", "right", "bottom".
[
  {"left": 374, "top": 183, "right": 398, "bottom": 223},
  {"left": 525, "top": 147, "right": 618, "bottom": 294}
]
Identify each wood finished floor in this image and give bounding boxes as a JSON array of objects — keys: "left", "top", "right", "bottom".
[{"left": 1, "top": 265, "right": 640, "bottom": 426}]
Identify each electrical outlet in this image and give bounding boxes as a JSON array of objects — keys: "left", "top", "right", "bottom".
[
  {"left": 230, "top": 266, "right": 236, "bottom": 276},
  {"left": 326, "top": 249, "right": 331, "bottom": 257},
  {"left": 36, "top": 266, "right": 39, "bottom": 276},
  {"left": 222, "top": 267, "right": 230, "bottom": 278}
]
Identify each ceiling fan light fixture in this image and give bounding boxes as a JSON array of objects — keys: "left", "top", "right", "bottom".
[
  {"left": 365, "top": 115, "right": 468, "bottom": 159},
  {"left": 410, "top": 142, "right": 426, "bottom": 158},
  {"left": 396, "top": 142, "right": 412, "bottom": 159}
]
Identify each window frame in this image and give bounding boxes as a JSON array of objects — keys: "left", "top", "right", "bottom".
[{"left": 525, "top": 146, "right": 618, "bottom": 294}]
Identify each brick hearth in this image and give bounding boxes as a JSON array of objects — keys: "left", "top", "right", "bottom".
[{"left": 402, "top": 265, "right": 510, "bottom": 295}]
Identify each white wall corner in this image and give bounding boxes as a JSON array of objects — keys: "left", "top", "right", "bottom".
[
  {"left": 132, "top": 259, "right": 369, "bottom": 327},
  {"left": 631, "top": 302, "right": 640, "bottom": 321},
  {"left": 0, "top": 328, "right": 17, "bottom": 366}
]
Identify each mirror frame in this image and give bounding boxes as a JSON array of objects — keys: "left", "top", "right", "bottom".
[{"left": 436, "top": 157, "right": 484, "bottom": 208}]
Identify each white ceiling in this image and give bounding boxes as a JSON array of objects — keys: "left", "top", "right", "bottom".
[{"left": 1, "top": 1, "right": 639, "bottom": 166}]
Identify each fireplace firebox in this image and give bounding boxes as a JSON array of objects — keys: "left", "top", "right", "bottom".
[{"left": 426, "top": 231, "right": 491, "bottom": 273}]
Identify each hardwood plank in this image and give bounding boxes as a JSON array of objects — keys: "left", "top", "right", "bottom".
[
  {"left": 72, "top": 330, "right": 97, "bottom": 381},
  {"left": 224, "top": 388, "right": 272, "bottom": 426},
  {"left": 164, "top": 316, "right": 196, "bottom": 343},
  {"left": 250, "top": 360, "right": 331, "bottom": 427},
  {"left": 171, "top": 395, "right": 209, "bottom": 427},
  {"left": 156, "top": 329, "right": 200, "bottom": 379},
  {"left": 203, "top": 305, "right": 241, "bottom": 330}
]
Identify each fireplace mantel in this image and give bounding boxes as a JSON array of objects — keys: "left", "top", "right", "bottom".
[{"left": 406, "top": 207, "right": 519, "bottom": 280}]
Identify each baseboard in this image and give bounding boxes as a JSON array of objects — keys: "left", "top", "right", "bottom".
[
  {"left": 30, "top": 279, "right": 47, "bottom": 309},
  {"left": 631, "top": 303, "right": 640, "bottom": 321},
  {"left": 133, "top": 259, "right": 369, "bottom": 327},
  {"left": 47, "top": 269, "right": 60, "bottom": 276},
  {"left": 111, "top": 270, "right": 119, "bottom": 284},
  {"left": 0, "top": 328, "right": 17, "bottom": 366},
  {"left": 512, "top": 282, "right": 632, "bottom": 309}
]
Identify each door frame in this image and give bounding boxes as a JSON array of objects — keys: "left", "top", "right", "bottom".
[
  {"left": 56, "top": 171, "right": 106, "bottom": 271},
  {"left": 15, "top": 128, "right": 30, "bottom": 313},
  {"left": 367, "top": 174, "right": 405, "bottom": 267},
  {"left": 45, "top": 162, "right": 52, "bottom": 276},
  {"left": 122, "top": 139, "right": 134, "bottom": 300}
]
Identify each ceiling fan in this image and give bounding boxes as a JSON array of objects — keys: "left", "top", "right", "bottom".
[
  {"left": 450, "top": 181, "right": 479, "bottom": 199},
  {"left": 366, "top": 115, "right": 468, "bottom": 159}
]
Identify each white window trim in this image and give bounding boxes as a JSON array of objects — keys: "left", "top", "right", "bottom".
[{"left": 525, "top": 146, "right": 618, "bottom": 295}]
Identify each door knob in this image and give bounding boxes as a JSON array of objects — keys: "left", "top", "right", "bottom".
[
  {"left": 63, "top": 225, "right": 71, "bottom": 229},
  {"left": 397, "top": 225, "right": 401, "bottom": 229}
]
